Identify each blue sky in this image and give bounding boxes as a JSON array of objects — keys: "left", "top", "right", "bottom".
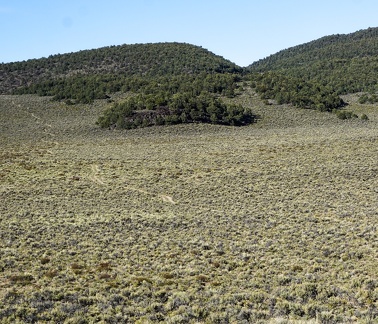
[{"left": 1, "top": 0, "right": 378, "bottom": 66}]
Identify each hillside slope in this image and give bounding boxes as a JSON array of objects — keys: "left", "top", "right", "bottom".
[
  {"left": 0, "top": 42, "right": 255, "bottom": 128},
  {"left": 0, "top": 42, "right": 241, "bottom": 94},
  {"left": 248, "top": 27, "right": 378, "bottom": 94}
]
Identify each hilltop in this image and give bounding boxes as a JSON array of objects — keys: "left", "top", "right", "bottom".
[
  {"left": 249, "top": 27, "right": 378, "bottom": 95},
  {"left": 0, "top": 42, "right": 241, "bottom": 95},
  {"left": 250, "top": 27, "right": 378, "bottom": 70}
]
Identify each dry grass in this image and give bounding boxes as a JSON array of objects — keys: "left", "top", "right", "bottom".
[{"left": 0, "top": 92, "right": 377, "bottom": 322}]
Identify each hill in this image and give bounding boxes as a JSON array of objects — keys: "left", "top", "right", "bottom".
[
  {"left": 0, "top": 42, "right": 241, "bottom": 95},
  {"left": 2, "top": 29, "right": 378, "bottom": 127},
  {"left": 248, "top": 27, "right": 378, "bottom": 95},
  {"left": 0, "top": 43, "right": 255, "bottom": 128}
]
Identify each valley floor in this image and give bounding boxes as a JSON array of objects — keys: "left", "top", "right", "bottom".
[{"left": 0, "top": 94, "right": 377, "bottom": 322}]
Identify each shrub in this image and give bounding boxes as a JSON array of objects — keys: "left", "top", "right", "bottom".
[
  {"left": 361, "top": 113, "right": 369, "bottom": 120},
  {"left": 40, "top": 257, "right": 50, "bottom": 264},
  {"left": 359, "top": 93, "right": 378, "bottom": 104},
  {"left": 336, "top": 110, "right": 358, "bottom": 120},
  {"left": 9, "top": 274, "right": 34, "bottom": 285}
]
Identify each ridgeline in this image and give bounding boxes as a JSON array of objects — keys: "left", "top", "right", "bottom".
[
  {"left": 249, "top": 27, "right": 378, "bottom": 96},
  {"left": 0, "top": 42, "right": 241, "bottom": 94}
]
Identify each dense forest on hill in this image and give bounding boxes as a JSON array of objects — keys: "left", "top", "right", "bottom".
[
  {"left": 0, "top": 42, "right": 241, "bottom": 94},
  {"left": 250, "top": 28, "right": 378, "bottom": 70},
  {"left": 249, "top": 27, "right": 378, "bottom": 97},
  {"left": 2, "top": 28, "right": 378, "bottom": 127},
  {"left": 249, "top": 72, "right": 345, "bottom": 112}
]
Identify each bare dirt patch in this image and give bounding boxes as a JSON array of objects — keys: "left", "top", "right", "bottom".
[{"left": 89, "top": 164, "right": 106, "bottom": 185}]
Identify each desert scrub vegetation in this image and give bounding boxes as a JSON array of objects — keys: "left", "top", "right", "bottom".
[{"left": 0, "top": 94, "right": 378, "bottom": 322}]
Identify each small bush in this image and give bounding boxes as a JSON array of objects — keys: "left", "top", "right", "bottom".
[
  {"left": 70, "top": 263, "right": 84, "bottom": 269},
  {"left": 97, "top": 262, "right": 112, "bottom": 271},
  {"left": 45, "top": 269, "right": 58, "bottom": 278},
  {"left": 40, "top": 257, "right": 50, "bottom": 265},
  {"left": 98, "top": 273, "right": 111, "bottom": 280},
  {"left": 196, "top": 274, "right": 210, "bottom": 283},
  {"left": 9, "top": 274, "right": 34, "bottom": 285},
  {"left": 359, "top": 93, "right": 378, "bottom": 104},
  {"left": 70, "top": 263, "right": 85, "bottom": 275},
  {"left": 133, "top": 276, "right": 153, "bottom": 285},
  {"left": 336, "top": 110, "right": 358, "bottom": 120},
  {"left": 361, "top": 113, "right": 369, "bottom": 120},
  {"left": 160, "top": 272, "right": 175, "bottom": 279}
]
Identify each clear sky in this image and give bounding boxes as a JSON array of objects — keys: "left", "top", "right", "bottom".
[{"left": 1, "top": 0, "right": 378, "bottom": 66}]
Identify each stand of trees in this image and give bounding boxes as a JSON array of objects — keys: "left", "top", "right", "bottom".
[
  {"left": 249, "top": 28, "right": 378, "bottom": 98},
  {"left": 250, "top": 72, "right": 345, "bottom": 111},
  {"left": 97, "top": 87, "right": 255, "bottom": 129},
  {"left": 13, "top": 73, "right": 241, "bottom": 104}
]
